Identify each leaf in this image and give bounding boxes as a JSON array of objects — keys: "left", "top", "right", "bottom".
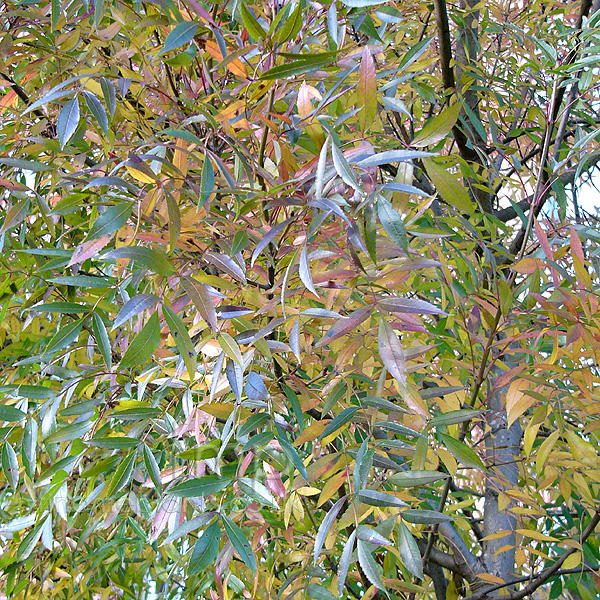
[
  {"left": 103, "top": 246, "right": 175, "bottom": 276},
  {"left": 92, "top": 313, "right": 112, "bottom": 369},
  {"left": 357, "top": 489, "right": 408, "bottom": 508},
  {"left": 245, "top": 372, "right": 269, "bottom": 401},
  {"left": 251, "top": 218, "right": 292, "bottom": 267},
  {"left": 412, "top": 102, "right": 462, "bottom": 148},
  {"left": 378, "top": 296, "right": 446, "bottom": 315},
  {"left": 170, "top": 475, "right": 232, "bottom": 497},
  {"left": 388, "top": 470, "right": 449, "bottom": 487},
  {"left": 374, "top": 421, "right": 425, "bottom": 438},
  {"left": 221, "top": 514, "right": 257, "bottom": 573},
  {"left": 159, "top": 21, "right": 199, "bottom": 55},
  {"left": 358, "top": 45, "right": 377, "bottom": 132},
  {"left": 337, "top": 530, "right": 356, "bottom": 597},
  {"left": 45, "top": 420, "right": 93, "bottom": 444},
  {"left": 57, "top": 98, "right": 80, "bottom": 148},
  {"left": 354, "top": 437, "right": 370, "bottom": 491},
  {"left": 0, "top": 404, "right": 27, "bottom": 421},
  {"left": 113, "top": 294, "right": 160, "bottom": 329},
  {"left": 357, "top": 539, "right": 386, "bottom": 590},
  {"left": 238, "top": 477, "right": 278, "bottom": 508},
  {"left": 438, "top": 432, "right": 485, "bottom": 470},
  {"left": 49, "top": 275, "right": 115, "bottom": 288},
  {"left": 86, "top": 437, "right": 140, "bottom": 449},
  {"left": 342, "top": 0, "right": 388, "bottom": 5},
  {"left": 199, "top": 155, "right": 215, "bottom": 208},
  {"left": 313, "top": 496, "right": 347, "bottom": 564},
  {"left": 83, "top": 90, "right": 109, "bottom": 135},
  {"left": 377, "top": 196, "right": 408, "bottom": 251},
  {"left": 306, "top": 583, "right": 337, "bottom": 600},
  {"left": 422, "top": 157, "right": 473, "bottom": 213},
  {"left": 181, "top": 277, "right": 218, "bottom": 331},
  {"left": 17, "top": 515, "right": 49, "bottom": 561},
  {"left": 356, "top": 524, "right": 393, "bottom": 546},
  {"left": 397, "top": 521, "right": 423, "bottom": 579},
  {"left": 204, "top": 251, "right": 246, "bottom": 283},
  {"left": 239, "top": 3, "right": 267, "bottom": 40},
  {"left": 219, "top": 333, "right": 244, "bottom": 366},
  {"left": 119, "top": 311, "right": 160, "bottom": 369},
  {"left": 332, "top": 142, "right": 360, "bottom": 190},
  {"left": 430, "top": 409, "right": 483, "bottom": 427},
  {"left": 319, "top": 407, "right": 359, "bottom": 439},
  {"left": 87, "top": 202, "right": 133, "bottom": 241},
  {"left": 100, "top": 77, "right": 116, "bottom": 118},
  {"left": 110, "top": 407, "right": 160, "bottom": 420},
  {"left": 44, "top": 319, "right": 84, "bottom": 355},
  {"left": 277, "top": 433, "right": 309, "bottom": 483},
  {"left": 315, "top": 136, "right": 329, "bottom": 199},
  {"left": 401, "top": 509, "right": 453, "bottom": 524},
  {"left": 278, "top": 1, "right": 302, "bottom": 43},
  {"left": 355, "top": 150, "right": 431, "bottom": 168},
  {"left": 314, "top": 305, "right": 373, "bottom": 348},
  {"left": 260, "top": 57, "right": 335, "bottom": 80},
  {"left": 1, "top": 198, "right": 30, "bottom": 234},
  {"left": 378, "top": 318, "right": 407, "bottom": 387},
  {"left": 299, "top": 245, "right": 319, "bottom": 296},
  {"left": 143, "top": 445, "right": 162, "bottom": 492},
  {"left": 22, "top": 419, "right": 37, "bottom": 479},
  {"left": 163, "top": 304, "right": 197, "bottom": 379},
  {"left": 189, "top": 522, "right": 221, "bottom": 574},
  {"left": 2, "top": 442, "right": 19, "bottom": 490}
]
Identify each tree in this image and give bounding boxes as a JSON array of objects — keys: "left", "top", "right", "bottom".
[{"left": 2, "top": 0, "right": 600, "bottom": 597}]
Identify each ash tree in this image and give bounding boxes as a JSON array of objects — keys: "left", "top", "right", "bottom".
[{"left": 2, "top": 0, "right": 600, "bottom": 599}]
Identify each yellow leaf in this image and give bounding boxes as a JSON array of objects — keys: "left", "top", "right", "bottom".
[
  {"left": 317, "top": 469, "right": 347, "bottom": 507},
  {"left": 476, "top": 573, "right": 505, "bottom": 584},
  {"left": 536, "top": 430, "right": 560, "bottom": 476},
  {"left": 295, "top": 486, "right": 320, "bottom": 496},
  {"left": 357, "top": 45, "right": 377, "bottom": 133},
  {"left": 516, "top": 529, "right": 558, "bottom": 542},
  {"left": 480, "top": 529, "right": 512, "bottom": 541},
  {"left": 505, "top": 379, "right": 536, "bottom": 428},
  {"left": 562, "top": 551, "right": 582, "bottom": 570},
  {"left": 422, "top": 157, "right": 473, "bottom": 213},
  {"left": 412, "top": 102, "right": 462, "bottom": 148}
]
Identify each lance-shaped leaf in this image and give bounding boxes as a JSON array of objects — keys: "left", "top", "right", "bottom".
[
  {"left": 2, "top": 442, "right": 19, "bottom": 490},
  {"left": 57, "top": 97, "right": 80, "bottom": 148},
  {"left": 44, "top": 318, "right": 84, "bottom": 356},
  {"left": 199, "top": 155, "right": 214, "bottom": 208},
  {"left": 83, "top": 90, "right": 109, "bottom": 135},
  {"left": 87, "top": 202, "right": 134, "bottom": 242},
  {"left": 438, "top": 432, "right": 485, "bottom": 470},
  {"left": 1, "top": 198, "right": 30, "bottom": 234},
  {"left": 332, "top": 142, "right": 360, "bottom": 190},
  {"left": 240, "top": 2, "right": 266, "bottom": 40},
  {"left": 319, "top": 406, "right": 359, "bottom": 439},
  {"left": 163, "top": 305, "right": 197, "bottom": 379},
  {"left": 169, "top": 475, "right": 231, "bottom": 497},
  {"left": 398, "top": 521, "right": 423, "bottom": 579},
  {"left": 204, "top": 251, "right": 246, "bottom": 283},
  {"left": 354, "top": 437, "right": 371, "bottom": 492},
  {"left": 374, "top": 421, "right": 425, "bottom": 438},
  {"left": 337, "top": 530, "right": 356, "bottom": 597},
  {"left": 378, "top": 317, "right": 407, "bottom": 386},
  {"left": 314, "top": 305, "right": 373, "bottom": 348},
  {"left": 22, "top": 419, "right": 37, "bottom": 479},
  {"left": 251, "top": 218, "right": 292, "bottom": 267},
  {"left": 45, "top": 420, "right": 93, "bottom": 444},
  {"left": 158, "top": 21, "right": 198, "bottom": 55},
  {"left": 113, "top": 294, "right": 160, "bottom": 329},
  {"left": 377, "top": 196, "right": 408, "bottom": 251},
  {"left": 358, "top": 489, "right": 408, "bottom": 508},
  {"left": 277, "top": 432, "right": 309, "bottom": 483},
  {"left": 17, "top": 515, "right": 50, "bottom": 561},
  {"left": 119, "top": 312, "right": 160, "bottom": 369},
  {"left": 313, "top": 495, "right": 347, "bottom": 564},
  {"left": 357, "top": 539, "right": 386, "bottom": 591},
  {"left": 358, "top": 45, "right": 377, "bottom": 132},
  {"left": 245, "top": 372, "right": 269, "bottom": 401},
  {"left": 221, "top": 514, "right": 257, "bottom": 573},
  {"left": 226, "top": 359, "right": 243, "bottom": 402},
  {"left": 238, "top": 477, "right": 278, "bottom": 508},
  {"left": 105, "top": 451, "right": 136, "bottom": 497},
  {"left": 401, "top": 509, "right": 453, "bottom": 524},
  {"left": 412, "top": 102, "right": 462, "bottom": 148},
  {"left": 356, "top": 524, "right": 393, "bottom": 546},
  {"left": 0, "top": 405, "right": 26, "bottom": 422},
  {"left": 278, "top": 1, "right": 302, "bottom": 43},
  {"left": 306, "top": 584, "right": 337, "bottom": 600},
  {"left": 430, "top": 409, "right": 483, "bottom": 428},
  {"left": 388, "top": 470, "right": 449, "bottom": 487},
  {"left": 182, "top": 277, "right": 218, "bottom": 331},
  {"left": 103, "top": 246, "right": 175, "bottom": 276},
  {"left": 189, "top": 521, "right": 221, "bottom": 574},
  {"left": 299, "top": 245, "right": 319, "bottom": 296},
  {"left": 354, "top": 150, "right": 431, "bottom": 168},
  {"left": 378, "top": 296, "right": 446, "bottom": 315},
  {"left": 93, "top": 313, "right": 111, "bottom": 369},
  {"left": 143, "top": 445, "right": 162, "bottom": 492},
  {"left": 423, "top": 157, "right": 473, "bottom": 213}
]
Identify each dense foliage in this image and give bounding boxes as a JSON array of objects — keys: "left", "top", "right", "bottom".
[{"left": 2, "top": 0, "right": 600, "bottom": 598}]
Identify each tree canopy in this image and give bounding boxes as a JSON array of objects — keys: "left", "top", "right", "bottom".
[{"left": 2, "top": 0, "right": 600, "bottom": 598}]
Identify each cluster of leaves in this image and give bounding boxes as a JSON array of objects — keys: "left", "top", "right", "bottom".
[{"left": 2, "top": 0, "right": 600, "bottom": 599}]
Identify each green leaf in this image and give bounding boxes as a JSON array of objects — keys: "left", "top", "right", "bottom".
[
  {"left": 110, "top": 407, "right": 160, "bottom": 420},
  {"left": 17, "top": 515, "right": 49, "bottom": 561},
  {"left": 45, "top": 420, "right": 93, "bottom": 444},
  {"left": 169, "top": 475, "right": 232, "bottom": 497},
  {"left": 105, "top": 451, "right": 136, "bottom": 496},
  {"left": 44, "top": 318, "right": 84, "bottom": 355},
  {"left": 189, "top": 522, "right": 221, "bottom": 574},
  {"left": 83, "top": 90, "right": 109, "bottom": 135},
  {"left": 22, "top": 419, "right": 37, "bottom": 479},
  {"left": 438, "top": 432, "right": 485, "bottom": 470},
  {"left": 177, "top": 440, "right": 222, "bottom": 461},
  {"left": 277, "top": 432, "right": 309, "bottom": 483},
  {"left": 49, "top": 275, "right": 115, "bottom": 288},
  {"left": 397, "top": 521, "right": 423, "bottom": 579},
  {"left": 143, "top": 445, "right": 162, "bottom": 492},
  {"left": 422, "top": 157, "right": 473, "bottom": 213},
  {"left": 401, "top": 509, "right": 453, "bottom": 524},
  {"left": 199, "top": 155, "right": 215, "bottom": 208},
  {"left": 357, "top": 489, "right": 408, "bottom": 508},
  {"left": 357, "top": 539, "right": 386, "bottom": 591},
  {"left": 103, "top": 246, "right": 175, "bottom": 276},
  {"left": 314, "top": 496, "right": 346, "bottom": 565},
  {"left": 0, "top": 405, "right": 27, "bottom": 421},
  {"left": 163, "top": 305, "right": 196, "bottom": 379},
  {"left": 119, "top": 312, "right": 160, "bottom": 369},
  {"left": 354, "top": 439, "right": 373, "bottom": 491},
  {"left": 412, "top": 102, "right": 462, "bottom": 148},
  {"left": 332, "top": 142, "right": 360, "bottom": 190},
  {"left": 181, "top": 277, "right": 218, "bottom": 331},
  {"left": 430, "top": 409, "right": 483, "bottom": 427},
  {"left": 278, "top": 1, "right": 302, "bottom": 43},
  {"left": 57, "top": 98, "right": 80, "bottom": 149},
  {"left": 240, "top": 3, "right": 267, "bottom": 40},
  {"left": 159, "top": 22, "right": 199, "bottom": 55},
  {"left": 221, "top": 514, "right": 257, "bottom": 573},
  {"left": 320, "top": 406, "right": 359, "bottom": 439},
  {"left": 306, "top": 583, "right": 337, "bottom": 600},
  {"left": 92, "top": 313, "right": 112, "bottom": 369},
  {"left": 218, "top": 332, "right": 243, "bottom": 366},
  {"left": 86, "top": 437, "right": 140, "bottom": 449},
  {"left": 337, "top": 530, "right": 356, "bottom": 597},
  {"left": 100, "top": 77, "right": 116, "bottom": 118},
  {"left": 377, "top": 196, "right": 408, "bottom": 251},
  {"left": 1, "top": 198, "right": 30, "bottom": 234},
  {"left": 2, "top": 442, "right": 19, "bottom": 490},
  {"left": 238, "top": 477, "right": 278, "bottom": 508},
  {"left": 341, "top": 0, "right": 388, "bottom": 6},
  {"left": 378, "top": 317, "right": 407, "bottom": 387},
  {"left": 87, "top": 202, "right": 133, "bottom": 241},
  {"left": 314, "top": 305, "right": 373, "bottom": 348},
  {"left": 260, "top": 57, "right": 335, "bottom": 80},
  {"left": 28, "top": 302, "right": 90, "bottom": 314},
  {"left": 388, "top": 470, "right": 449, "bottom": 487}
]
